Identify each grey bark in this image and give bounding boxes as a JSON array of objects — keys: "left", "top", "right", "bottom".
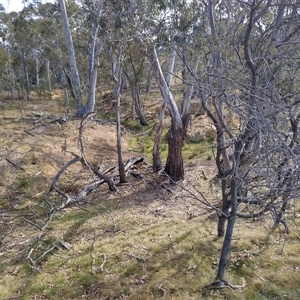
[
  {"left": 181, "top": 57, "right": 199, "bottom": 131},
  {"left": 115, "top": 65, "right": 126, "bottom": 183},
  {"left": 152, "top": 46, "right": 178, "bottom": 172},
  {"left": 145, "top": 63, "right": 153, "bottom": 92},
  {"left": 35, "top": 56, "right": 40, "bottom": 88},
  {"left": 9, "top": 65, "right": 16, "bottom": 98},
  {"left": 86, "top": 0, "right": 105, "bottom": 113},
  {"left": 150, "top": 47, "right": 184, "bottom": 181},
  {"left": 124, "top": 69, "right": 148, "bottom": 125},
  {"left": 45, "top": 59, "right": 52, "bottom": 99},
  {"left": 165, "top": 47, "right": 176, "bottom": 87},
  {"left": 58, "top": 0, "right": 82, "bottom": 116},
  {"left": 128, "top": 0, "right": 184, "bottom": 180}
]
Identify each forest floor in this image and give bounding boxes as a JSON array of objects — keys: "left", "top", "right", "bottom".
[{"left": 1, "top": 93, "right": 300, "bottom": 300}]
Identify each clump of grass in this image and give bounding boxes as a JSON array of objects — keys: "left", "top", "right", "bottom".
[{"left": 18, "top": 175, "right": 32, "bottom": 189}]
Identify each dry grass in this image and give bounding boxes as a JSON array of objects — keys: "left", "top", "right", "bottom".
[{"left": 1, "top": 94, "right": 300, "bottom": 300}]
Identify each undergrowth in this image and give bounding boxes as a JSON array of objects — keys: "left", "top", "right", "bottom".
[{"left": 1, "top": 96, "right": 300, "bottom": 300}]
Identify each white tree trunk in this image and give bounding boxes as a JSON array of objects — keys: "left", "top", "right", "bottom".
[
  {"left": 86, "top": 0, "right": 105, "bottom": 113},
  {"left": 9, "top": 65, "right": 16, "bottom": 98},
  {"left": 45, "top": 59, "right": 52, "bottom": 99},
  {"left": 153, "top": 46, "right": 177, "bottom": 172},
  {"left": 166, "top": 47, "right": 176, "bottom": 87},
  {"left": 58, "top": 0, "right": 82, "bottom": 115},
  {"left": 35, "top": 56, "right": 40, "bottom": 88}
]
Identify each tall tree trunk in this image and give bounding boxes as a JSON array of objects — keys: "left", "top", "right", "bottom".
[
  {"left": 45, "top": 59, "right": 52, "bottom": 99},
  {"left": 215, "top": 142, "right": 240, "bottom": 280},
  {"left": 181, "top": 57, "right": 200, "bottom": 131},
  {"left": 207, "top": 0, "right": 232, "bottom": 237},
  {"left": 152, "top": 102, "right": 166, "bottom": 172},
  {"left": 132, "top": 84, "right": 148, "bottom": 125},
  {"left": 165, "top": 47, "right": 176, "bottom": 87},
  {"left": 85, "top": 0, "right": 104, "bottom": 113},
  {"left": 128, "top": 0, "right": 184, "bottom": 180},
  {"left": 86, "top": 35, "right": 103, "bottom": 113},
  {"left": 116, "top": 66, "right": 126, "bottom": 183},
  {"left": 145, "top": 63, "right": 153, "bottom": 92},
  {"left": 150, "top": 47, "right": 184, "bottom": 181},
  {"left": 153, "top": 46, "right": 177, "bottom": 172},
  {"left": 58, "top": 0, "right": 82, "bottom": 116},
  {"left": 35, "top": 56, "right": 40, "bottom": 94},
  {"left": 21, "top": 54, "right": 29, "bottom": 100},
  {"left": 9, "top": 65, "right": 16, "bottom": 99}
]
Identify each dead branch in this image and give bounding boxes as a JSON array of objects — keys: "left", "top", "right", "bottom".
[
  {"left": 5, "top": 158, "right": 25, "bottom": 171},
  {"left": 35, "top": 244, "right": 59, "bottom": 264},
  {"left": 47, "top": 154, "right": 81, "bottom": 196},
  {"left": 99, "top": 253, "right": 107, "bottom": 272},
  {"left": 26, "top": 248, "right": 40, "bottom": 272},
  {"left": 204, "top": 279, "right": 246, "bottom": 290},
  {"left": 123, "top": 252, "right": 147, "bottom": 262},
  {"left": 157, "top": 284, "right": 167, "bottom": 299},
  {"left": 78, "top": 112, "right": 117, "bottom": 191},
  {"left": 21, "top": 112, "right": 144, "bottom": 267},
  {"left": 24, "top": 130, "right": 35, "bottom": 137},
  {"left": 22, "top": 217, "right": 41, "bottom": 230},
  {"left": 59, "top": 238, "right": 72, "bottom": 250},
  {"left": 165, "top": 172, "right": 228, "bottom": 218}
]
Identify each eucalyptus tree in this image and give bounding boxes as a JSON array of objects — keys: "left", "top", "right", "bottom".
[
  {"left": 0, "top": 3, "right": 59, "bottom": 99},
  {"left": 126, "top": 0, "right": 207, "bottom": 180},
  {"left": 57, "top": 0, "right": 83, "bottom": 115},
  {"left": 82, "top": 0, "right": 105, "bottom": 113},
  {"left": 0, "top": 7, "right": 14, "bottom": 96}
]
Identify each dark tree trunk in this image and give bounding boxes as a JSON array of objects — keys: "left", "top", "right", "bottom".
[
  {"left": 152, "top": 45, "right": 177, "bottom": 172},
  {"left": 150, "top": 47, "right": 184, "bottom": 181},
  {"left": 216, "top": 139, "right": 241, "bottom": 280},
  {"left": 164, "top": 122, "right": 184, "bottom": 181},
  {"left": 116, "top": 67, "right": 126, "bottom": 183},
  {"left": 132, "top": 84, "right": 148, "bottom": 125},
  {"left": 217, "top": 179, "right": 230, "bottom": 237}
]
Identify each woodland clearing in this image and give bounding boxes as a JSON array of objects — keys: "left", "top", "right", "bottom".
[{"left": 1, "top": 93, "right": 300, "bottom": 300}]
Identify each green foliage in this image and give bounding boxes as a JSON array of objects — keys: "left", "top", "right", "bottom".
[
  {"left": 18, "top": 175, "right": 32, "bottom": 189},
  {"left": 0, "top": 47, "right": 11, "bottom": 71}
]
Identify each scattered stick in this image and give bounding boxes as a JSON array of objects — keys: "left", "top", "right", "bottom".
[
  {"left": 26, "top": 248, "right": 40, "bottom": 272},
  {"left": 22, "top": 217, "right": 41, "bottom": 230},
  {"left": 160, "top": 184, "right": 173, "bottom": 194},
  {"left": 99, "top": 253, "right": 107, "bottom": 272},
  {"left": 90, "top": 236, "right": 107, "bottom": 274},
  {"left": 24, "top": 130, "right": 35, "bottom": 137},
  {"left": 59, "top": 238, "right": 72, "bottom": 250},
  {"left": 5, "top": 158, "right": 25, "bottom": 171},
  {"left": 204, "top": 279, "right": 246, "bottom": 290},
  {"left": 157, "top": 284, "right": 167, "bottom": 299},
  {"left": 123, "top": 252, "right": 147, "bottom": 262},
  {"left": 35, "top": 244, "right": 58, "bottom": 264},
  {"left": 21, "top": 113, "right": 145, "bottom": 268}
]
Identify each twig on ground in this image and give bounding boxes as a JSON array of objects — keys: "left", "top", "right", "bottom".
[
  {"left": 90, "top": 235, "right": 107, "bottom": 274},
  {"left": 123, "top": 252, "right": 147, "bottom": 262},
  {"left": 157, "top": 284, "right": 167, "bottom": 299},
  {"left": 204, "top": 279, "right": 246, "bottom": 291},
  {"left": 5, "top": 158, "right": 25, "bottom": 171},
  {"left": 99, "top": 253, "right": 107, "bottom": 272},
  {"left": 22, "top": 217, "right": 41, "bottom": 230},
  {"left": 35, "top": 244, "right": 58, "bottom": 263}
]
